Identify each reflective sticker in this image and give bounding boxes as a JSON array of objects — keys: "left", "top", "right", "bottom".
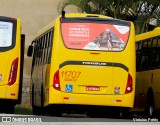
[
  {"left": 65, "top": 84, "right": 73, "bottom": 92},
  {"left": 114, "top": 87, "right": 120, "bottom": 94},
  {"left": 112, "top": 100, "right": 116, "bottom": 102},
  {"left": 6, "top": 93, "right": 10, "bottom": 96},
  {"left": 0, "top": 74, "right": 2, "bottom": 81}
]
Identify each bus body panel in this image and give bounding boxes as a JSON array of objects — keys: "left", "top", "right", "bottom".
[
  {"left": 57, "top": 48, "right": 133, "bottom": 95},
  {"left": 31, "top": 64, "right": 43, "bottom": 107},
  {"left": 136, "top": 69, "right": 160, "bottom": 111},
  {"left": 30, "top": 13, "right": 135, "bottom": 111},
  {"left": 134, "top": 28, "right": 160, "bottom": 114},
  {"left": 49, "top": 87, "right": 134, "bottom": 108},
  {"left": 0, "top": 53, "right": 10, "bottom": 86},
  {"left": 153, "top": 69, "right": 160, "bottom": 111},
  {"left": 0, "top": 18, "right": 22, "bottom": 102},
  {"left": 47, "top": 14, "right": 135, "bottom": 108}
]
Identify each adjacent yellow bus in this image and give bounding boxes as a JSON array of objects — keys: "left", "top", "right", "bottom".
[
  {"left": 0, "top": 16, "right": 25, "bottom": 113},
  {"left": 135, "top": 27, "right": 160, "bottom": 117},
  {"left": 28, "top": 12, "right": 136, "bottom": 116}
]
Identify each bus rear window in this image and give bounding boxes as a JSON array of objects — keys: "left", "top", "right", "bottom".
[
  {"left": 0, "top": 21, "right": 13, "bottom": 47},
  {"left": 61, "top": 18, "right": 130, "bottom": 51}
]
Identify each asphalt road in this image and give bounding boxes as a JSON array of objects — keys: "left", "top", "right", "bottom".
[
  {"left": 39, "top": 115, "right": 131, "bottom": 122},
  {"left": 0, "top": 113, "right": 142, "bottom": 122},
  {"left": 0, "top": 113, "right": 159, "bottom": 123}
]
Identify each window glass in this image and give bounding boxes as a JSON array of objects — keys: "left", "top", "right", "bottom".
[
  {"left": 61, "top": 22, "right": 130, "bottom": 51},
  {"left": 0, "top": 21, "right": 13, "bottom": 47}
]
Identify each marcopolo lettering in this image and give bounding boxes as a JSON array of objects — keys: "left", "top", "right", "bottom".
[{"left": 82, "top": 62, "right": 107, "bottom": 66}]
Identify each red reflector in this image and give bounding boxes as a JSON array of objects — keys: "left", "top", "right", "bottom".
[
  {"left": 116, "top": 100, "right": 122, "bottom": 102},
  {"left": 90, "top": 52, "right": 100, "bottom": 54},
  {"left": 64, "top": 97, "right": 69, "bottom": 100},
  {"left": 11, "top": 93, "right": 16, "bottom": 96},
  {"left": 8, "top": 58, "right": 19, "bottom": 86}
]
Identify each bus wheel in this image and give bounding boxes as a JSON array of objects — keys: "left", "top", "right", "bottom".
[
  {"left": 9, "top": 104, "right": 15, "bottom": 114},
  {"left": 146, "top": 101, "right": 154, "bottom": 117},
  {"left": 5, "top": 104, "right": 15, "bottom": 114},
  {"left": 41, "top": 84, "right": 44, "bottom": 115},
  {"left": 87, "top": 111, "right": 97, "bottom": 118},
  {"left": 146, "top": 90, "right": 154, "bottom": 117},
  {"left": 52, "top": 111, "right": 62, "bottom": 117},
  {"left": 50, "top": 105, "right": 62, "bottom": 117},
  {"left": 32, "top": 106, "right": 42, "bottom": 115},
  {"left": 119, "top": 108, "right": 131, "bottom": 119}
]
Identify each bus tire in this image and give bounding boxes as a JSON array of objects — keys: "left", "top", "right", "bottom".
[
  {"left": 33, "top": 106, "right": 42, "bottom": 115},
  {"left": 119, "top": 108, "right": 131, "bottom": 119},
  {"left": 6, "top": 104, "right": 15, "bottom": 114},
  {"left": 41, "top": 84, "right": 44, "bottom": 115},
  {"left": 10, "top": 104, "right": 15, "bottom": 114},
  {"left": 146, "top": 89, "right": 154, "bottom": 117},
  {"left": 50, "top": 105, "right": 62, "bottom": 117},
  {"left": 87, "top": 111, "right": 97, "bottom": 118},
  {"left": 52, "top": 110, "right": 62, "bottom": 117}
]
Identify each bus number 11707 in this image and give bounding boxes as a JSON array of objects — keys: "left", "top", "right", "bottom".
[{"left": 61, "top": 71, "right": 81, "bottom": 82}]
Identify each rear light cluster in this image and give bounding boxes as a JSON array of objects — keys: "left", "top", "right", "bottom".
[
  {"left": 53, "top": 70, "right": 61, "bottom": 91},
  {"left": 125, "top": 73, "right": 133, "bottom": 94},
  {"left": 8, "top": 58, "right": 19, "bottom": 86},
  {"left": 9, "top": 18, "right": 16, "bottom": 20}
]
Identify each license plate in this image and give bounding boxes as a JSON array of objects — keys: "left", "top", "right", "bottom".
[{"left": 86, "top": 86, "right": 100, "bottom": 91}]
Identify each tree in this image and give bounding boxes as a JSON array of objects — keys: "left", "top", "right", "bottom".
[
  {"left": 57, "top": 0, "right": 160, "bottom": 34},
  {"left": 134, "top": 1, "right": 160, "bottom": 33},
  {"left": 58, "top": 0, "right": 139, "bottom": 20}
]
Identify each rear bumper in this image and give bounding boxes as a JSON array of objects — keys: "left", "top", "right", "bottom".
[
  {"left": 49, "top": 89, "right": 134, "bottom": 108},
  {"left": 0, "top": 84, "right": 19, "bottom": 100}
]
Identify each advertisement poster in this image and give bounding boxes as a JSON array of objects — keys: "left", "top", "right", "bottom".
[
  {"left": 61, "top": 22, "right": 130, "bottom": 51},
  {"left": 0, "top": 21, "right": 13, "bottom": 47}
]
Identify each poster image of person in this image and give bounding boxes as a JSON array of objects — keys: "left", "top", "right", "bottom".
[
  {"left": 93, "top": 28, "right": 126, "bottom": 51},
  {"left": 105, "top": 29, "right": 113, "bottom": 50},
  {"left": 94, "top": 29, "right": 113, "bottom": 50}
]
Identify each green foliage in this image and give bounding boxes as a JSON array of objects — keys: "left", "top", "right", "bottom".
[
  {"left": 57, "top": 0, "right": 160, "bottom": 34},
  {"left": 15, "top": 106, "right": 32, "bottom": 115}
]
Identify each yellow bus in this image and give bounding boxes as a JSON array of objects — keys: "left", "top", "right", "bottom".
[
  {"left": 0, "top": 16, "right": 25, "bottom": 113},
  {"left": 27, "top": 12, "right": 136, "bottom": 116},
  {"left": 135, "top": 27, "right": 160, "bottom": 117}
]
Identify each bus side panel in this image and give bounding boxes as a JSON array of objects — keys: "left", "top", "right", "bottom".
[
  {"left": 43, "top": 64, "right": 50, "bottom": 107},
  {"left": 152, "top": 69, "right": 160, "bottom": 111},
  {"left": 32, "top": 65, "right": 43, "bottom": 107},
  {"left": 135, "top": 70, "right": 151, "bottom": 111},
  {"left": 17, "top": 34, "right": 25, "bottom": 104},
  {"left": 0, "top": 52, "right": 10, "bottom": 98}
]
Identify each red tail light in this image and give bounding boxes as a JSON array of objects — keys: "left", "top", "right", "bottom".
[
  {"left": 9, "top": 18, "right": 17, "bottom": 20},
  {"left": 128, "top": 21, "right": 131, "bottom": 26},
  {"left": 53, "top": 70, "right": 61, "bottom": 91},
  {"left": 125, "top": 73, "right": 133, "bottom": 94},
  {"left": 8, "top": 58, "right": 19, "bottom": 86}
]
